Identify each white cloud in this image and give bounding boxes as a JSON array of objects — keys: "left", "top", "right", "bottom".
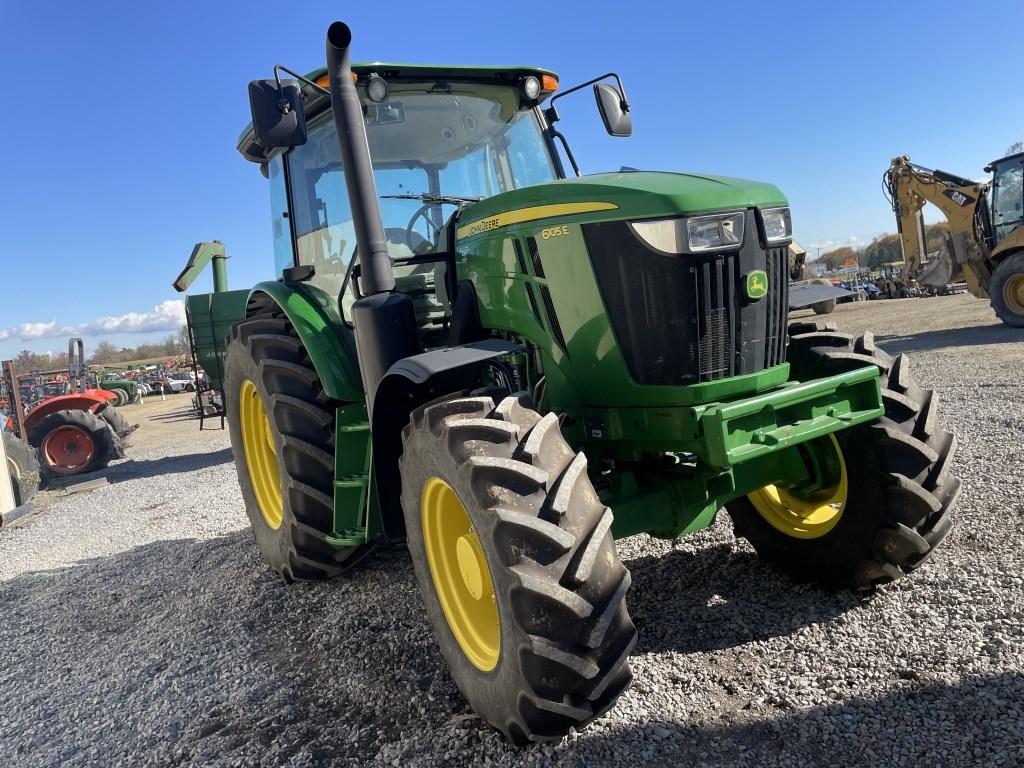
[
  {"left": 0, "top": 319, "right": 59, "bottom": 341},
  {"left": 0, "top": 300, "right": 186, "bottom": 343},
  {"left": 74, "top": 300, "right": 186, "bottom": 336}
]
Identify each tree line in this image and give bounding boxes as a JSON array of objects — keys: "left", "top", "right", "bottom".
[
  {"left": 6, "top": 326, "right": 190, "bottom": 372},
  {"left": 818, "top": 223, "right": 951, "bottom": 272}
]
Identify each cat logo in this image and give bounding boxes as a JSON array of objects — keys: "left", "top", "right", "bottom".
[
  {"left": 943, "top": 188, "right": 975, "bottom": 207},
  {"left": 746, "top": 270, "right": 768, "bottom": 300}
]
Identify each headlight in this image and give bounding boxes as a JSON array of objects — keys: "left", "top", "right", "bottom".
[
  {"left": 629, "top": 211, "right": 744, "bottom": 254},
  {"left": 687, "top": 213, "right": 744, "bottom": 251},
  {"left": 760, "top": 206, "right": 792, "bottom": 242}
]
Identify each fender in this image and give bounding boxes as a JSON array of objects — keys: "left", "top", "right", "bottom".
[
  {"left": 83, "top": 388, "right": 118, "bottom": 403},
  {"left": 24, "top": 393, "right": 109, "bottom": 437},
  {"left": 370, "top": 339, "right": 520, "bottom": 538},
  {"left": 991, "top": 227, "right": 1024, "bottom": 262},
  {"left": 248, "top": 281, "right": 364, "bottom": 403}
]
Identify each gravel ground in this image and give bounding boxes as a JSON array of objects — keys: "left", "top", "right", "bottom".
[{"left": 1, "top": 294, "right": 1022, "bottom": 767}]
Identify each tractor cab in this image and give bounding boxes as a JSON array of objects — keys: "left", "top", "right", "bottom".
[
  {"left": 239, "top": 66, "right": 570, "bottom": 341},
  {"left": 988, "top": 152, "right": 1024, "bottom": 243}
]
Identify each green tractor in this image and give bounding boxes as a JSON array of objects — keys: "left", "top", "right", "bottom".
[
  {"left": 180, "top": 22, "right": 960, "bottom": 743},
  {"left": 97, "top": 376, "right": 140, "bottom": 406}
]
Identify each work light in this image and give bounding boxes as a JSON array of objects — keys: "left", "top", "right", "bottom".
[
  {"left": 523, "top": 76, "right": 541, "bottom": 100},
  {"left": 366, "top": 74, "right": 388, "bottom": 103}
]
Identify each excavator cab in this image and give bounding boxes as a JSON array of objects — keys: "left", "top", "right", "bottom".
[{"left": 988, "top": 153, "right": 1024, "bottom": 243}]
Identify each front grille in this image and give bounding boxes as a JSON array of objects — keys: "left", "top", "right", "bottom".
[
  {"left": 583, "top": 215, "right": 789, "bottom": 386},
  {"left": 699, "top": 308, "right": 730, "bottom": 378},
  {"left": 763, "top": 245, "right": 789, "bottom": 369}
]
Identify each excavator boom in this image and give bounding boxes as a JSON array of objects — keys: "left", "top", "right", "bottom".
[
  {"left": 884, "top": 154, "right": 1024, "bottom": 326},
  {"left": 884, "top": 156, "right": 992, "bottom": 296}
]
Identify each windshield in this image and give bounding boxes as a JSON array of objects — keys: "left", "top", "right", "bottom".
[
  {"left": 283, "top": 85, "right": 559, "bottom": 324},
  {"left": 992, "top": 157, "right": 1023, "bottom": 241},
  {"left": 287, "top": 85, "right": 557, "bottom": 277}
]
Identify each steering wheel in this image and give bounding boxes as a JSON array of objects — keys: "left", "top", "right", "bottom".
[{"left": 405, "top": 203, "right": 442, "bottom": 252}]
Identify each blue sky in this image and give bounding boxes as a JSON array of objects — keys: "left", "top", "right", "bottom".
[{"left": 1, "top": 0, "right": 1021, "bottom": 358}]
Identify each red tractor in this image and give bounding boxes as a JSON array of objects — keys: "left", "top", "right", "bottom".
[{"left": 2, "top": 339, "right": 136, "bottom": 479}]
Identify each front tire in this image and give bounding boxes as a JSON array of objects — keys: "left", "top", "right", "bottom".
[
  {"left": 726, "top": 322, "right": 960, "bottom": 590},
  {"left": 224, "top": 300, "right": 368, "bottom": 581},
  {"left": 990, "top": 251, "right": 1024, "bottom": 327},
  {"left": 400, "top": 393, "right": 636, "bottom": 744}
]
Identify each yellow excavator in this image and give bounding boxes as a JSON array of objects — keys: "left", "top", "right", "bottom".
[{"left": 884, "top": 152, "right": 1024, "bottom": 326}]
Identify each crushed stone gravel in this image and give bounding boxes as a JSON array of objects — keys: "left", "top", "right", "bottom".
[{"left": 1, "top": 294, "right": 1021, "bottom": 767}]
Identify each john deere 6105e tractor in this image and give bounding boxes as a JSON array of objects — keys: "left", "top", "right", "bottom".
[{"left": 180, "top": 21, "right": 960, "bottom": 743}]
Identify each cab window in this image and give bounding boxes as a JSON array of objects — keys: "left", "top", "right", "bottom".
[{"left": 284, "top": 84, "right": 559, "bottom": 325}]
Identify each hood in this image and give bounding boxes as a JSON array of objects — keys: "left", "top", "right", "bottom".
[{"left": 456, "top": 170, "right": 787, "bottom": 237}]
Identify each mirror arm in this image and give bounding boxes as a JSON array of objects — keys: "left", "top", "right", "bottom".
[
  {"left": 273, "top": 64, "right": 331, "bottom": 107},
  {"left": 547, "top": 72, "right": 629, "bottom": 119}
]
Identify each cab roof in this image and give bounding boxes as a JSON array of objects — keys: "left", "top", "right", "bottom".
[{"left": 238, "top": 62, "right": 558, "bottom": 165}]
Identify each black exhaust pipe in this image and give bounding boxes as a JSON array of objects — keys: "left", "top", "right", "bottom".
[
  {"left": 326, "top": 22, "right": 393, "bottom": 295},
  {"left": 325, "top": 21, "right": 419, "bottom": 413}
]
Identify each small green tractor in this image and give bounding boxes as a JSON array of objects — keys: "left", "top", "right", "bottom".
[
  {"left": 179, "top": 22, "right": 960, "bottom": 743},
  {"left": 97, "top": 377, "right": 140, "bottom": 407}
]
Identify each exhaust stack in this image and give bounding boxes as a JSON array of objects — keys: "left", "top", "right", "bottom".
[
  {"left": 325, "top": 21, "right": 394, "bottom": 296},
  {"left": 325, "top": 22, "right": 419, "bottom": 412}
]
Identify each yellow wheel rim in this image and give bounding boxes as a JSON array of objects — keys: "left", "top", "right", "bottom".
[
  {"left": 421, "top": 477, "right": 500, "bottom": 671},
  {"left": 1003, "top": 274, "right": 1024, "bottom": 315},
  {"left": 239, "top": 379, "right": 283, "bottom": 530},
  {"left": 747, "top": 435, "right": 848, "bottom": 540}
]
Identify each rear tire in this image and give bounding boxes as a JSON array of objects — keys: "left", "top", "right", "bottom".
[
  {"left": 989, "top": 251, "right": 1024, "bottom": 327},
  {"left": 400, "top": 393, "right": 636, "bottom": 744},
  {"left": 109, "top": 389, "right": 128, "bottom": 407},
  {"left": 28, "top": 409, "right": 116, "bottom": 478},
  {"left": 727, "top": 322, "right": 960, "bottom": 590},
  {"left": 224, "top": 298, "right": 369, "bottom": 581},
  {"left": 3, "top": 431, "right": 40, "bottom": 505}
]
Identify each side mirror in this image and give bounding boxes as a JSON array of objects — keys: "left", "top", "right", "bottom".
[
  {"left": 248, "top": 79, "right": 307, "bottom": 149},
  {"left": 594, "top": 83, "right": 631, "bottom": 137}
]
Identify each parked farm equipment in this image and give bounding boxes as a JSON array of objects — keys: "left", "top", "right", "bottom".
[
  {"left": 787, "top": 241, "right": 855, "bottom": 315},
  {"left": 179, "top": 21, "right": 961, "bottom": 743},
  {"left": 1, "top": 340, "right": 136, "bottom": 479},
  {"left": 97, "top": 375, "right": 141, "bottom": 406},
  {"left": 173, "top": 241, "right": 247, "bottom": 429}
]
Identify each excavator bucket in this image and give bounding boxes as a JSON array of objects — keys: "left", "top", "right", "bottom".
[{"left": 917, "top": 250, "right": 955, "bottom": 288}]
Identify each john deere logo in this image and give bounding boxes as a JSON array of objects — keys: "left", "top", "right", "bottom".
[{"left": 746, "top": 270, "right": 768, "bottom": 300}]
